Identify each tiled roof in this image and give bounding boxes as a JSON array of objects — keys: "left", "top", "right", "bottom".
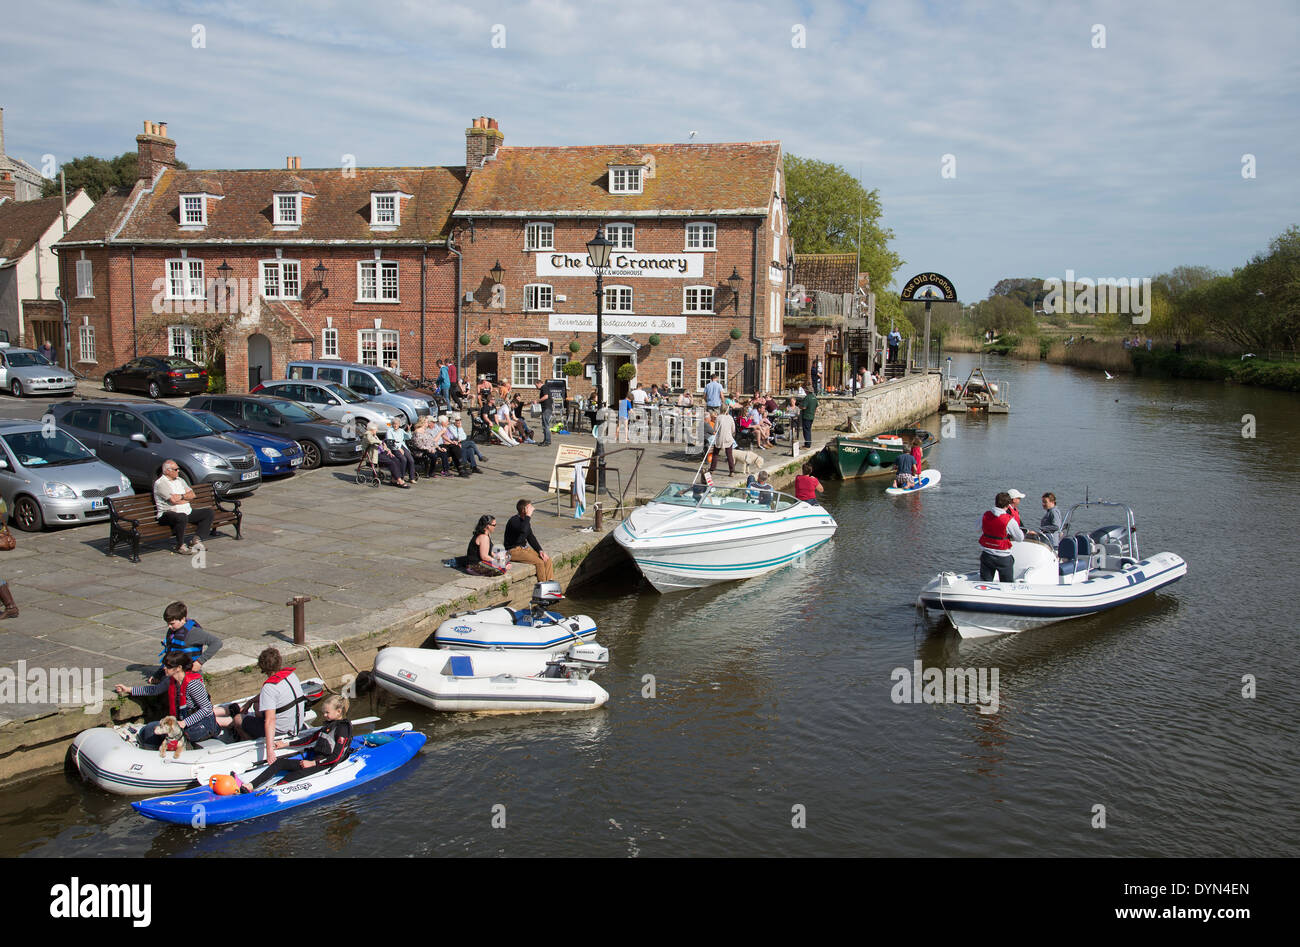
[
  {"left": 794, "top": 253, "right": 859, "bottom": 295},
  {"left": 455, "top": 141, "right": 782, "bottom": 216},
  {"left": 58, "top": 186, "right": 136, "bottom": 244},
  {"left": 108, "top": 166, "right": 466, "bottom": 243},
  {"left": 0, "top": 196, "right": 67, "bottom": 266}
]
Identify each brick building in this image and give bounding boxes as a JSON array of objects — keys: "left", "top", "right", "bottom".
[
  {"left": 56, "top": 122, "right": 464, "bottom": 392},
  {"left": 56, "top": 118, "right": 791, "bottom": 401},
  {"left": 453, "top": 119, "right": 791, "bottom": 405}
]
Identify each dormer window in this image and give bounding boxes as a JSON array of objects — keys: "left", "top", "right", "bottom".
[
  {"left": 274, "top": 193, "right": 301, "bottom": 227},
  {"left": 609, "top": 167, "right": 643, "bottom": 194},
  {"left": 180, "top": 194, "right": 206, "bottom": 227},
  {"left": 371, "top": 193, "right": 399, "bottom": 228}
]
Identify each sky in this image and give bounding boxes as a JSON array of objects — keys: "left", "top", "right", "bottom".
[{"left": 3, "top": 0, "right": 1297, "bottom": 302}]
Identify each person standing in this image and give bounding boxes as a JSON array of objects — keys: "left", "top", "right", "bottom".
[
  {"left": 710, "top": 408, "right": 737, "bottom": 476},
  {"left": 704, "top": 373, "right": 723, "bottom": 411},
  {"left": 505, "top": 499, "right": 554, "bottom": 582},
  {"left": 887, "top": 329, "right": 901, "bottom": 363},
  {"left": 799, "top": 388, "right": 818, "bottom": 450},
  {"left": 979, "top": 491, "right": 1025, "bottom": 582},
  {"left": 535, "top": 379, "right": 553, "bottom": 447},
  {"left": 1029, "top": 492, "right": 1065, "bottom": 549},
  {"left": 437, "top": 359, "right": 451, "bottom": 404},
  {"left": 37, "top": 340, "right": 55, "bottom": 365},
  {"left": 154, "top": 459, "right": 214, "bottom": 555},
  {"left": 0, "top": 496, "right": 18, "bottom": 619},
  {"left": 811, "top": 358, "right": 822, "bottom": 394},
  {"left": 1005, "top": 488, "right": 1026, "bottom": 526}
]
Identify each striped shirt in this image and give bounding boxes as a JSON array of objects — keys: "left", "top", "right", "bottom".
[{"left": 131, "top": 676, "right": 215, "bottom": 732}]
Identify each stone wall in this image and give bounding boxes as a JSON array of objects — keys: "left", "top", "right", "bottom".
[{"left": 812, "top": 373, "right": 941, "bottom": 435}]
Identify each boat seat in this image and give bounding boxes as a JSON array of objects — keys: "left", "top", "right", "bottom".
[
  {"left": 514, "top": 609, "right": 535, "bottom": 627},
  {"left": 1058, "top": 536, "right": 1089, "bottom": 578},
  {"left": 449, "top": 655, "right": 474, "bottom": 677}
]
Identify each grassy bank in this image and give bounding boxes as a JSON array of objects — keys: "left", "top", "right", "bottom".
[{"left": 1131, "top": 350, "right": 1300, "bottom": 391}]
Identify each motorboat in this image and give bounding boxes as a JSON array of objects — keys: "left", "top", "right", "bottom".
[
  {"left": 133, "top": 724, "right": 423, "bottom": 826},
  {"left": 940, "top": 366, "right": 1009, "bottom": 414},
  {"left": 829, "top": 428, "right": 936, "bottom": 479},
  {"left": 918, "top": 501, "right": 1185, "bottom": 638},
  {"left": 615, "top": 481, "right": 838, "bottom": 592},
  {"left": 373, "top": 643, "right": 609, "bottom": 713},
  {"left": 432, "top": 582, "right": 597, "bottom": 651},
  {"left": 70, "top": 678, "right": 328, "bottom": 796}
]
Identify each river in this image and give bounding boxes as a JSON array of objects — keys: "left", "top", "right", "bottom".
[{"left": 4, "top": 352, "right": 1297, "bottom": 857}]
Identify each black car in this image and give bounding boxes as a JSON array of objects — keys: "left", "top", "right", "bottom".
[
  {"left": 104, "top": 357, "right": 209, "bottom": 398},
  {"left": 184, "top": 394, "right": 362, "bottom": 469}
]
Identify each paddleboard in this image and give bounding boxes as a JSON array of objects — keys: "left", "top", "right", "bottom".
[
  {"left": 131, "top": 725, "right": 424, "bottom": 826},
  {"left": 885, "top": 469, "right": 942, "bottom": 495}
]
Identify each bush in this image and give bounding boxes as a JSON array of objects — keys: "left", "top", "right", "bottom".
[
  {"left": 616, "top": 363, "right": 637, "bottom": 382},
  {"left": 568, "top": 340, "right": 581, "bottom": 353},
  {"left": 206, "top": 371, "right": 226, "bottom": 393},
  {"left": 562, "top": 360, "right": 584, "bottom": 377}
]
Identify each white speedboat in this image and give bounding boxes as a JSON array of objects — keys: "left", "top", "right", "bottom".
[
  {"left": 70, "top": 678, "right": 327, "bottom": 795},
  {"left": 615, "top": 482, "right": 838, "bottom": 592},
  {"left": 432, "top": 582, "right": 597, "bottom": 651},
  {"left": 373, "top": 643, "right": 609, "bottom": 713},
  {"left": 918, "top": 501, "right": 1185, "bottom": 638}
]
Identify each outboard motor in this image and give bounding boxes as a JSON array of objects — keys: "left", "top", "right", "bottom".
[
  {"left": 1090, "top": 524, "right": 1130, "bottom": 557},
  {"left": 529, "top": 581, "right": 565, "bottom": 623},
  {"left": 543, "top": 642, "right": 609, "bottom": 679}
]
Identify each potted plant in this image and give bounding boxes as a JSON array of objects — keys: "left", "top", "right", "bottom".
[
  {"left": 563, "top": 361, "right": 584, "bottom": 377},
  {"left": 648, "top": 334, "right": 661, "bottom": 346},
  {"left": 568, "top": 340, "right": 581, "bottom": 353},
  {"left": 478, "top": 333, "right": 491, "bottom": 346},
  {"left": 616, "top": 363, "right": 637, "bottom": 383},
  {"left": 729, "top": 328, "right": 743, "bottom": 340}
]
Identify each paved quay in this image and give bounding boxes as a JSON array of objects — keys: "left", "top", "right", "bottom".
[{"left": 0, "top": 387, "right": 812, "bottom": 780}]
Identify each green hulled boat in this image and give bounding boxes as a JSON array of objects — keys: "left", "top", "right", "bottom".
[{"left": 828, "top": 428, "right": 936, "bottom": 479}]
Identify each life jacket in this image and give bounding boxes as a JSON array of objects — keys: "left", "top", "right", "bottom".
[
  {"left": 264, "top": 668, "right": 309, "bottom": 734},
  {"left": 980, "top": 510, "right": 1013, "bottom": 551},
  {"left": 168, "top": 671, "right": 205, "bottom": 718},
  {"left": 310, "top": 719, "right": 354, "bottom": 767},
  {"left": 159, "top": 619, "right": 203, "bottom": 660}
]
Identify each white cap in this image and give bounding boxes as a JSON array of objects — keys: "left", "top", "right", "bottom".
[{"left": 1007, "top": 489, "right": 1026, "bottom": 500}]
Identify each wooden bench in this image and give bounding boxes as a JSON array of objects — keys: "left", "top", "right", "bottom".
[{"left": 107, "top": 483, "right": 243, "bottom": 562}]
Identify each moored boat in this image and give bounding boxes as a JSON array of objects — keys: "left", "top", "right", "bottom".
[
  {"left": 615, "top": 482, "right": 837, "bottom": 592},
  {"left": 917, "top": 501, "right": 1185, "bottom": 638},
  {"left": 432, "top": 582, "right": 597, "bottom": 651},
  {"left": 373, "top": 643, "right": 610, "bottom": 713},
  {"left": 830, "top": 427, "right": 936, "bottom": 479}
]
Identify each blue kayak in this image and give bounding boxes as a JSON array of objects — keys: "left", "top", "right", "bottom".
[{"left": 131, "top": 726, "right": 424, "bottom": 826}]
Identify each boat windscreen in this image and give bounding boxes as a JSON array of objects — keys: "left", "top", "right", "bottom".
[{"left": 652, "top": 482, "right": 798, "bottom": 511}]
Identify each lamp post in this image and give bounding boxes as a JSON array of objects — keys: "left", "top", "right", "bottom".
[
  {"left": 216, "top": 259, "right": 233, "bottom": 308},
  {"left": 586, "top": 228, "right": 614, "bottom": 407}
]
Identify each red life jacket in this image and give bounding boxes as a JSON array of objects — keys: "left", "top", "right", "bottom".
[
  {"left": 980, "top": 510, "right": 1013, "bottom": 551},
  {"left": 263, "top": 668, "right": 308, "bottom": 733},
  {"left": 168, "top": 671, "right": 204, "bottom": 717},
  {"left": 265, "top": 667, "right": 296, "bottom": 686}
]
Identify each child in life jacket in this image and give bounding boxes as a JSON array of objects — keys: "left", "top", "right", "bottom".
[{"left": 245, "top": 695, "right": 353, "bottom": 791}]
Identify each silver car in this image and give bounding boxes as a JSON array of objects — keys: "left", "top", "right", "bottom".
[
  {"left": 0, "top": 419, "right": 134, "bottom": 531},
  {"left": 253, "top": 379, "right": 397, "bottom": 433},
  {"left": 0, "top": 347, "right": 77, "bottom": 398}
]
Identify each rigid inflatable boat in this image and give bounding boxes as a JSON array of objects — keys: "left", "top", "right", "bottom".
[
  {"left": 373, "top": 643, "right": 609, "bottom": 713},
  {"left": 918, "top": 502, "right": 1185, "bottom": 638},
  {"left": 432, "top": 582, "right": 597, "bottom": 650}
]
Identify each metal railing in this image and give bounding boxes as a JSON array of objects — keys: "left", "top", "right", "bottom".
[{"left": 552, "top": 445, "right": 644, "bottom": 526}]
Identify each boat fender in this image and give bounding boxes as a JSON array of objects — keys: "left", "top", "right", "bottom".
[
  {"left": 867, "top": 451, "right": 881, "bottom": 467},
  {"left": 363, "top": 732, "right": 400, "bottom": 748},
  {"left": 210, "top": 773, "right": 241, "bottom": 796}
]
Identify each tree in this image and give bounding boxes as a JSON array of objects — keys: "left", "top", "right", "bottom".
[
  {"left": 42, "top": 151, "right": 187, "bottom": 200},
  {"left": 784, "top": 155, "right": 903, "bottom": 290},
  {"left": 971, "top": 295, "right": 1037, "bottom": 337}
]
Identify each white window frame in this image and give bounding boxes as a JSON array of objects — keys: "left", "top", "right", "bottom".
[
  {"left": 524, "top": 284, "right": 554, "bottom": 312},
  {"left": 525, "top": 222, "right": 554, "bottom": 251},
  {"left": 358, "top": 328, "right": 400, "bottom": 370},
  {"left": 684, "top": 285, "right": 715, "bottom": 314},
  {"left": 512, "top": 354, "right": 541, "bottom": 387},
  {"left": 604, "top": 222, "right": 634, "bottom": 250},
  {"left": 667, "top": 357, "right": 684, "bottom": 391},
  {"left": 75, "top": 258, "right": 94, "bottom": 298},
  {"left": 771, "top": 198, "right": 783, "bottom": 235},
  {"left": 357, "top": 260, "right": 400, "bottom": 302},
  {"left": 552, "top": 356, "right": 567, "bottom": 380},
  {"left": 604, "top": 285, "right": 633, "bottom": 313},
  {"left": 260, "top": 259, "right": 301, "bottom": 300},
  {"left": 370, "top": 193, "right": 400, "bottom": 228},
  {"left": 78, "top": 324, "right": 96, "bottom": 363},
  {"left": 180, "top": 194, "right": 206, "bottom": 227},
  {"left": 166, "top": 258, "right": 205, "bottom": 300},
  {"left": 168, "top": 325, "right": 207, "bottom": 363},
  {"left": 696, "top": 358, "right": 727, "bottom": 392},
  {"left": 769, "top": 291, "right": 781, "bottom": 334},
  {"left": 609, "top": 167, "right": 643, "bottom": 194},
  {"left": 685, "top": 222, "right": 716, "bottom": 251},
  {"left": 274, "top": 193, "right": 302, "bottom": 227},
  {"left": 322, "top": 327, "right": 339, "bottom": 359}
]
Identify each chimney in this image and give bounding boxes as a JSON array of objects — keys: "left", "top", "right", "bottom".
[
  {"left": 0, "top": 171, "right": 15, "bottom": 203},
  {"left": 136, "top": 120, "right": 178, "bottom": 181},
  {"left": 465, "top": 116, "right": 504, "bottom": 172},
  {"left": 286, "top": 156, "right": 301, "bottom": 170}
]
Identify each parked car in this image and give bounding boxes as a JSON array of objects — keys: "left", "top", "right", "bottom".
[
  {"left": 102, "top": 356, "right": 209, "bottom": 398},
  {"left": 0, "top": 347, "right": 77, "bottom": 398},
  {"left": 186, "top": 408, "right": 304, "bottom": 477},
  {"left": 184, "top": 394, "right": 362, "bottom": 469},
  {"left": 250, "top": 379, "right": 398, "bottom": 433},
  {"left": 47, "top": 400, "right": 261, "bottom": 497},
  {"left": 0, "top": 419, "right": 134, "bottom": 531},
  {"left": 285, "top": 360, "right": 444, "bottom": 423}
]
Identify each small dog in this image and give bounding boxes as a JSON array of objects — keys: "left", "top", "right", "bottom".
[
  {"left": 734, "top": 450, "right": 763, "bottom": 476},
  {"left": 156, "top": 716, "right": 186, "bottom": 759}
]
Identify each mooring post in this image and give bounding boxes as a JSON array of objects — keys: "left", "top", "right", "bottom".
[
  {"left": 286, "top": 595, "right": 312, "bottom": 645},
  {"left": 594, "top": 502, "right": 604, "bottom": 532}
]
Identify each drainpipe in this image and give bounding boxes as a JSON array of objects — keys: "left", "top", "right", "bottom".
[
  {"left": 447, "top": 231, "right": 463, "bottom": 377},
  {"left": 129, "top": 246, "right": 138, "bottom": 357},
  {"left": 750, "top": 219, "right": 761, "bottom": 393},
  {"left": 420, "top": 246, "right": 427, "bottom": 383}
]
